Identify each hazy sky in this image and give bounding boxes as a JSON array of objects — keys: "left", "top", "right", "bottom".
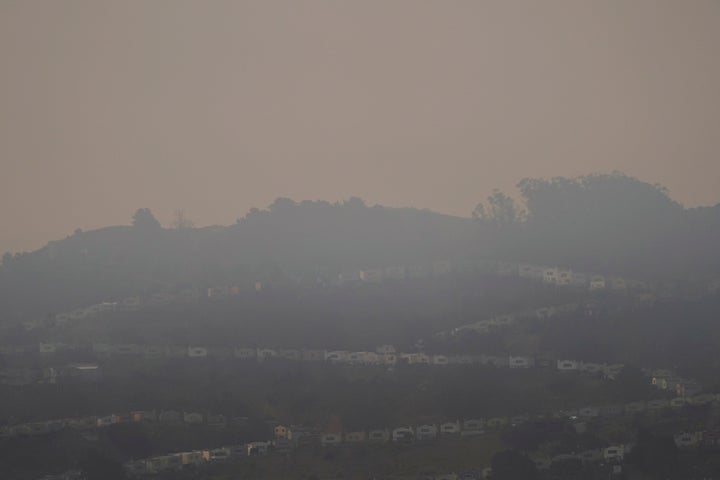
[{"left": 2, "top": 1, "right": 719, "bottom": 253}]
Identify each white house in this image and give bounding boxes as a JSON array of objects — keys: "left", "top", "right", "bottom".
[
  {"left": 646, "top": 399, "right": 669, "bottom": 411},
  {"left": 579, "top": 407, "right": 599, "bottom": 418},
  {"left": 542, "top": 268, "right": 559, "bottom": 284},
  {"left": 509, "top": 356, "right": 532, "bottom": 369},
  {"left": 461, "top": 419, "right": 484, "bottom": 434},
  {"left": 325, "top": 350, "right": 350, "bottom": 363},
  {"left": 589, "top": 275, "right": 606, "bottom": 290},
  {"left": 486, "top": 418, "right": 507, "bottom": 429},
  {"left": 556, "top": 269, "right": 573, "bottom": 286},
  {"left": 392, "top": 426, "right": 415, "bottom": 442},
  {"left": 579, "top": 449, "right": 603, "bottom": 463},
  {"left": 557, "top": 360, "right": 580, "bottom": 372},
  {"left": 234, "top": 348, "right": 257, "bottom": 360},
  {"left": 604, "top": 445, "right": 624, "bottom": 461},
  {"left": 670, "top": 397, "right": 687, "bottom": 408},
  {"left": 345, "top": 431, "right": 366, "bottom": 443},
  {"left": 187, "top": 346, "right": 208, "bottom": 358},
  {"left": 367, "top": 429, "right": 390, "bottom": 442},
  {"left": 183, "top": 412, "right": 203, "bottom": 424},
  {"left": 432, "top": 355, "right": 449, "bottom": 365},
  {"left": 359, "top": 269, "right": 384, "bottom": 283},
  {"left": 440, "top": 421, "right": 460, "bottom": 435},
  {"left": 624, "top": 402, "right": 646, "bottom": 414},
  {"left": 384, "top": 266, "right": 406, "bottom": 280},
  {"left": 376, "top": 344, "right": 396, "bottom": 354},
  {"left": 674, "top": 432, "right": 702, "bottom": 448},
  {"left": 416, "top": 424, "right": 438, "bottom": 440},
  {"left": 321, "top": 433, "right": 342, "bottom": 446},
  {"left": 257, "top": 348, "right": 278, "bottom": 360}
]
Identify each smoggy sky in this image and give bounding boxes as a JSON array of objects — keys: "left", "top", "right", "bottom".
[{"left": 1, "top": 1, "right": 719, "bottom": 253}]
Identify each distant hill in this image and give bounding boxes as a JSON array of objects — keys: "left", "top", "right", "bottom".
[
  {"left": 1, "top": 174, "right": 718, "bottom": 323},
  {"left": 0, "top": 199, "right": 478, "bottom": 320}
]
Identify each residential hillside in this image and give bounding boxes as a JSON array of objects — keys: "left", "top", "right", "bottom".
[{"left": 1, "top": 174, "right": 719, "bottom": 324}]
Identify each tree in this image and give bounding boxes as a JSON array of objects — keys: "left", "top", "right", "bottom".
[
  {"left": 131, "top": 208, "right": 162, "bottom": 230},
  {"left": 473, "top": 190, "right": 523, "bottom": 224},
  {"left": 171, "top": 209, "right": 194, "bottom": 230},
  {"left": 491, "top": 450, "right": 538, "bottom": 480}
]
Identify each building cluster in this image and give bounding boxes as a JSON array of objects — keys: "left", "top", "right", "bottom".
[
  {"left": 10, "top": 341, "right": 630, "bottom": 381},
  {"left": 0, "top": 363, "right": 100, "bottom": 387},
  {"left": 497, "top": 262, "right": 641, "bottom": 291}
]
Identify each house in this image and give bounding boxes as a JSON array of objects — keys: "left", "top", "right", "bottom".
[
  {"left": 132, "top": 410, "right": 157, "bottom": 422},
  {"left": 509, "top": 356, "right": 533, "bottom": 369},
  {"left": 600, "top": 405, "right": 623, "bottom": 417},
  {"left": 247, "top": 441, "right": 270, "bottom": 455},
  {"left": 257, "top": 348, "right": 278, "bottom": 360},
  {"left": 96, "top": 415, "right": 115, "bottom": 427},
  {"left": 518, "top": 263, "right": 537, "bottom": 279},
  {"left": 552, "top": 453, "right": 579, "bottom": 463},
  {"left": 234, "top": 347, "right": 257, "bottom": 360},
  {"left": 604, "top": 364, "right": 625, "bottom": 379},
  {"left": 486, "top": 418, "right": 507, "bottom": 429},
  {"left": 159, "top": 410, "right": 182, "bottom": 423},
  {"left": 208, "top": 346, "right": 233, "bottom": 358},
  {"left": 381, "top": 353, "right": 398, "bottom": 365},
  {"left": 207, "top": 286, "right": 229, "bottom": 298},
  {"left": 624, "top": 402, "right": 646, "bottom": 414},
  {"left": 670, "top": 397, "right": 687, "bottom": 408},
  {"left": 461, "top": 419, "right": 484, "bottom": 435},
  {"left": 325, "top": 350, "right": 350, "bottom": 363},
  {"left": 557, "top": 360, "right": 580, "bottom": 372},
  {"left": 183, "top": 412, "right": 203, "bottom": 424},
  {"left": 580, "top": 362, "right": 605, "bottom": 374},
  {"left": 166, "top": 345, "right": 187, "bottom": 358},
  {"left": 359, "top": 269, "right": 384, "bottom": 283},
  {"left": 321, "top": 433, "right": 342, "bottom": 446},
  {"left": 510, "top": 415, "right": 529, "bottom": 426},
  {"left": 180, "top": 450, "right": 207, "bottom": 465},
  {"left": 609, "top": 277, "right": 627, "bottom": 290},
  {"left": 208, "top": 447, "right": 231, "bottom": 461},
  {"left": 274, "top": 425, "right": 289, "bottom": 438},
  {"left": 206, "top": 414, "right": 226, "bottom": 427},
  {"left": 384, "top": 266, "right": 406, "bottom": 280},
  {"left": 187, "top": 346, "right": 208, "bottom": 358},
  {"left": 571, "top": 272, "right": 587, "bottom": 287},
  {"left": 533, "top": 458, "right": 552, "bottom": 470},
  {"left": 416, "top": 424, "right": 438, "bottom": 440},
  {"left": 689, "top": 393, "right": 716, "bottom": 406},
  {"left": 432, "top": 260, "right": 452, "bottom": 276},
  {"left": 345, "top": 431, "right": 366, "bottom": 443},
  {"left": 115, "top": 344, "right": 142, "bottom": 355},
  {"left": 440, "top": 421, "right": 460, "bottom": 435},
  {"left": 578, "top": 449, "right": 604, "bottom": 463},
  {"left": 535, "top": 307, "right": 556, "bottom": 319},
  {"left": 273, "top": 437, "right": 293, "bottom": 453},
  {"left": 646, "top": 399, "right": 669, "bottom": 411},
  {"left": 144, "top": 345, "right": 167, "bottom": 358},
  {"left": 496, "top": 262, "right": 517, "bottom": 276},
  {"left": 542, "top": 268, "right": 559, "bottom": 284},
  {"left": 579, "top": 407, "right": 599, "bottom": 418},
  {"left": 401, "top": 353, "right": 430, "bottom": 365},
  {"left": 348, "top": 351, "right": 372, "bottom": 364},
  {"left": 279, "top": 349, "right": 301, "bottom": 361},
  {"left": 301, "top": 349, "right": 326, "bottom": 362},
  {"left": 556, "top": 269, "right": 572, "bottom": 286},
  {"left": 490, "top": 314, "right": 514, "bottom": 326},
  {"left": 674, "top": 432, "right": 702, "bottom": 448},
  {"left": 435, "top": 475, "right": 458, "bottom": 480},
  {"left": 604, "top": 445, "right": 624, "bottom": 461},
  {"left": 589, "top": 275, "right": 606, "bottom": 290},
  {"left": 376, "top": 344, "right": 396, "bottom": 354},
  {"left": 484, "top": 355, "right": 508, "bottom": 367},
  {"left": 392, "top": 426, "right": 415, "bottom": 442},
  {"left": 39, "top": 342, "right": 58, "bottom": 354},
  {"left": 62, "top": 363, "right": 101, "bottom": 383},
  {"left": 433, "top": 355, "right": 449, "bottom": 365},
  {"left": 368, "top": 429, "right": 390, "bottom": 442}
]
